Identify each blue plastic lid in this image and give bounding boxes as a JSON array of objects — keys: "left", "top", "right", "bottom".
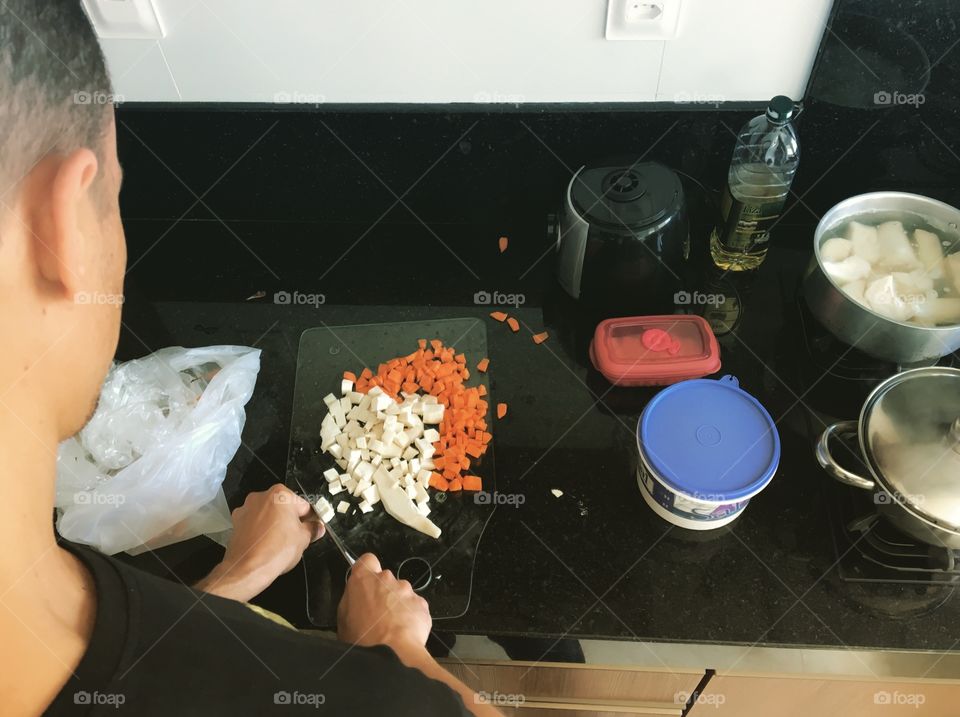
[{"left": 638, "top": 375, "right": 780, "bottom": 501}]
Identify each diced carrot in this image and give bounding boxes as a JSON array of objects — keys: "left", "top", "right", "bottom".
[
  {"left": 478, "top": 384, "right": 487, "bottom": 397},
  {"left": 489, "top": 311, "right": 508, "bottom": 322},
  {"left": 506, "top": 317, "right": 519, "bottom": 333},
  {"left": 496, "top": 403, "right": 508, "bottom": 419},
  {"left": 532, "top": 331, "right": 549, "bottom": 344},
  {"left": 360, "top": 367, "right": 373, "bottom": 380},
  {"left": 498, "top": 236, "right": 509, "bottom": 253},
  {"left": 418, "top": 338, "right": 427, "bottom": 349},
  {"left": 476, "top": 358, "right": 489, "bottom": 373},
  {"left": 462, "top": 475, "right": 482, "bottom": 491},
  {"left": 343, "top": 371, "right": 357, "bottom": 382},
  {"left": 447, "top": 477, "right": 463, "bottom": 492},
  {"left": 429, "top": 472, "right": 449, "bottom": 491}
]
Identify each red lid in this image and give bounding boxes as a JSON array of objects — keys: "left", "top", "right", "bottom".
[{"left": 589, "top": 315, "right": 721, "bottom": 386}]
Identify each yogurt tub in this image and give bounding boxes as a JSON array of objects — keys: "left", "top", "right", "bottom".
[{"left": 636, "top": 375, "right": 780, "bottom": 530}]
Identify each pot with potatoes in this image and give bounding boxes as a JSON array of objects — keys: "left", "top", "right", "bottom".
[{"left": 804, "top": 192, "right": 960, "bottom": 364}]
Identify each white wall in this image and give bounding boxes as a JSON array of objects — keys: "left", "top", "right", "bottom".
[{"left": 97, "top": 0, "right": 833, "bottom": 104}]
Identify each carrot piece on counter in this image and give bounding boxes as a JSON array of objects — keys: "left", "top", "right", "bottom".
[
  {"left": 506, "top": 317, "right": 520, "bottom": 333},
  {"left": 476, "top": 357, "right": 489, "bottom": 373},
  {"left": 462, "top": 475, "right": 483, "bottom": 491},
  {"left": 532, "top": 331, "right": 549, "bottom": 344},
  {"left": 496, "top": 402, "right": 508, "bottom": 419},
  {"left": 417, "top": 338, "right": 427, "bottom": 349},
  {"left": 447, "top": 477, "right": 463, "bottom": 492},
  {"left": 498, "top": 236, "right": 509, "bottom": 253},
  {"left": 343, "top": 370, "right": 357, "bottom": 382},
  {"left": 360, "top": 367, "right": 373, "bottom": 380},
  {"left": 489, "top": 311, "right": 508, "bottom": 322}
]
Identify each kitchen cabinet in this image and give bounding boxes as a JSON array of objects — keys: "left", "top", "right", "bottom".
[
  {"left": 440, "top": 659, "right": 701, "bottom": 716},
  {"left": 692, "top": 674, "right": 960, "bottom": 716}
]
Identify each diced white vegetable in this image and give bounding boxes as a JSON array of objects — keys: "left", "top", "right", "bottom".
[
  {"left": 328, "top": 481, "right": 345, "bottom": 496},
  {"left": 415, "top": 483, "right": 429, "bottom": 504},
  {"left": 343, "top": 476, "right": 358, "bottom": 493},
  {"left": 402, "top": 474, "right": 415, "bottom": 488},
  {"left": 335, "top": 458, "right": 348, "bottom": 470},
  {"left": 914, "top": 229, "right": 945, "bottom": 280},
  {"left": 353, "top": 477, "right": 371, "bottom": 497},
  {"left": 417, "top": 469, "right": 432, "bottom": 486},
  {"left": 354, "top": 461, "right": 374, "bottom": 483},
  {"left": 820, "top": 236, "right": 852, "bottom": 263},
  {"left": 846, "top": 221, "right": 880, "bottom": 263},
  {"left": 551, "top": 488, "right": 564, "bottom": 498},
  {"left": 913, "top": 297, "right": 960, "bottom": 325},
  {"left": 337, "top": 500, "right": 351, "bottom": 514},
  {"left": 322, "top": 393, "right": 338, "bottom": 408},
  {"left": 402, "top": 446, "right": 418, "bottom": 460},
  {"left": 422, "top": 404, "right": 444, "bottom": 424},
  {"left": 358, "top": 500, "right": 374, "bottom": 514},
  {"left": 341, "top": 379, "right": 354, "bottom": 395},
  {"left": 348, "top": 391, "right": 364, "bottom": 404},
  {"left": 864, "top": 275, "right": 918, "bottom": 322},
  {"left": 422, "top": 428, "right": 440, "bottom": 444},
  {"left": 840, "top": 279, "right": 866, "bottom": 304},
  {"left": 824, "top": 255, "right": 872, "bottom": 284},
  {"left": 405, "top": 484, "right": 418, "bottom": 500},
  {"left": 355, "top": 436, "right": 367, "bottom": 450},
  {"left": 323, "top": 468, "right": 340, "bottom": 483},
  {"left": 876, "top": 221, "right": 921, "bottom": 272},
  {"left": 327, "top": 443, "right": 343, "bottom": 460},
  {"left": 371, "top": 454, "right": 383, "bottom": 466},
  {"left": 361, "top": 485, "right": 380, "bottom": 505},
  {"left": 372, "top": 466, "right": 441, "bottom": 539},
  {"left": 416, "top": 502, "right": 431, "bottom": 517},
  {"left": 314, "top": 498, "right": 335, "bottom": 522}
]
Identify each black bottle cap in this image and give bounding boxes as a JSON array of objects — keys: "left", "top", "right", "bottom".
[{"left": 766, "top": 95, "right": 795, "bottom": 123}]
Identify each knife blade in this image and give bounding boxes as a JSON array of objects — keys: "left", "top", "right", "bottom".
[{"left": 292, "top": 477, "right": 357, "bottom": 566}]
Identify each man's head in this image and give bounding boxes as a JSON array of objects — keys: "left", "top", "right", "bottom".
[{"left": 0, "top": 2, "right": 125, "bottom": 442}]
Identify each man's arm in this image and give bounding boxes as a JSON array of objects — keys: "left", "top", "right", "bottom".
[
  {"left": 194, "top": 484, "right": 322, "bottom": 602},
  {"left": 338, "top": 553, "right": 503, "bottom": 717}
]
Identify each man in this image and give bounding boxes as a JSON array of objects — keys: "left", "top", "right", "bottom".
[{"left": 0, "top": 4, "right": 500, "bottom": 715}]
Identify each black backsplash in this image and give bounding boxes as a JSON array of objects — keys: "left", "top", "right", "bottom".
[{"left": 115, "top": 0, "right": 960, "bottom": 304}]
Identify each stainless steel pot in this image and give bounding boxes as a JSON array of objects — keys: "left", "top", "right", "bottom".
[
  {"left": 817, "top": 367, "right": 960, "bottom": 549},
  {"left": 803, "top": 192, "right": 960, "bottom": 364}
]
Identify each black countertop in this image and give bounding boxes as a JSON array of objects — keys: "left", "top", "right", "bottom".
[{"left": 114, "top": 216, "right": 960, "bottom": 657}]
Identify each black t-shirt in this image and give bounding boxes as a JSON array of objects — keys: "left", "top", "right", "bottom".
[{"left": 45, "top": 542, "right": 470, "bottom": 716}]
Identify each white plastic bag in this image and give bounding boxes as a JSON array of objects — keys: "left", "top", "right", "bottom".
[{"left": 55, "top": 346, "right": 261, "bottom": 555}]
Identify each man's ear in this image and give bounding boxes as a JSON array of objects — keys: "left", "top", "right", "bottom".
[{"left": 33, "top": 148, "right": 100, "bottom": 298}]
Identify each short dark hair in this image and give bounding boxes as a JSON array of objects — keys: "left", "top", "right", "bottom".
[{"left": 0, "top": 2, "right": 112, "bottom": 191}]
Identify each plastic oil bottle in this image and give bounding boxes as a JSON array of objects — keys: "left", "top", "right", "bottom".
[{"left": 709, "top": 96, "right": 800, "bottom": 271}]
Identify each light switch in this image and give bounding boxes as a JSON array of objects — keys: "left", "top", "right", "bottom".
[
  {"left": 606, "top": 0, "right": 681, "bottom": 40},
  {"left": 81, "top": 0, "right": 165, "bottom": 40}
]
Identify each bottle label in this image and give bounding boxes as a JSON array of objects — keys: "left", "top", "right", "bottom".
[{"left": 718, "top": 186, "right": 785, "bottom": 252}]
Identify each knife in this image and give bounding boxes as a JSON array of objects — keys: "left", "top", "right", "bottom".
[{"left": 292, "top": 476, "right": 357, "bottom": 566}]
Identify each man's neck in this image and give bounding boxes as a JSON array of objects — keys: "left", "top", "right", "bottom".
[{"left": 0, "top": 400, "right": 97, "bottom": 716}]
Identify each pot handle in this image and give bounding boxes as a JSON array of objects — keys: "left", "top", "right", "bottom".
[{"left": 816, "top": 421, "right": 876, "bottom": 491}]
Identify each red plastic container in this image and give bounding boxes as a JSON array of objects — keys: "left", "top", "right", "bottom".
[{"left": 589, "top": 315, "right": 721, "bottom": 386}]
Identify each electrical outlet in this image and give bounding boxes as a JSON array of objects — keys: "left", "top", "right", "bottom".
[
  {"left": 81, "top": 0, "right": 165, "bottom": 40},
  {"left": 605, "top": 0, "right": 681, "bottom": 40}
]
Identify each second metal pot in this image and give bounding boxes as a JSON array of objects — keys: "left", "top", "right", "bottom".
[
  {"left": 803, "top": 192, "right": 960, "bottom": 364},
  {"left": 816, "top": 366, "right": 960, "bottom": 549}
]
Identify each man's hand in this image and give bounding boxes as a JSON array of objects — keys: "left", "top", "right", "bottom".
[
  {"left": 337, "top": 553, "right": 431, "bottom": 657},
  {"left": 195, "top": 484, "right": 323, "bottom": 602}
]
